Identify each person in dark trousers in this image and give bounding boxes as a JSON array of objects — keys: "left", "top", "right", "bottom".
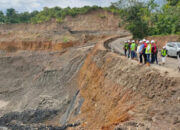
[
  {"left": 123, "top": 41, "right": 129, "bottom": 56},
  {"left": 151, "top": 40, "right": 158, "bottom": 64},
  {"left": 130, "top": 40, "right": 136, "bottom": 59},
  {"left": 139, "top": 41, "right": 145, "bottom": 63},
  {"left": 127, "top": 40, "right": 131, "bottom": 58},
  {"left": 145, "top": 40, "right": 152, "bottom": 66},
  {"left": 142, "top": 39, "right": 147, "bottom": 64}
]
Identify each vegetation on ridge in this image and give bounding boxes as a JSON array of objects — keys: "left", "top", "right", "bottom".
[
  {"left": 112, "top": 0, "right": 180, "bottom": 38},
  {"left": 0, "top": 6, "right": 102, "bottom": 24}
]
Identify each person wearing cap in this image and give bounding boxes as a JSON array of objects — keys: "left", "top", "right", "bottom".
[
  {"left": 145, "top": 40, "right": 152, "bottom": 66},
  {"left": 151, "top": 40, "right": 158, "bottom": 64},
  {"left": 142, "top": 39, "right": 147, "bottom": 64},
  {"left": 130, "top": 40, "right": 136, "bottom": 59},
  {"left": 123, "top": 41, "right": 129, "bottom": 56},
  {"left": 161, "top": 46, "right": 167, "bottom": 65}
]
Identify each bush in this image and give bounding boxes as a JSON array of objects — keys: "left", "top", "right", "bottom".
[
  {"left": 56, "top": 17, "right": 63, "bottom": 23},
  {"left": 63, "top": 37, "right": 70, "bottom": 43},
  {"left": 98, "top": 14, "right": 106, "bottom": 19}
]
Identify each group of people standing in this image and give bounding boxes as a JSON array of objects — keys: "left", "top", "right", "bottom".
[{"left": 124, "top": 39, "right": 167, "bottom": 66}]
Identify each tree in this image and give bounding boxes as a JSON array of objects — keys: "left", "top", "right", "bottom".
[
  {"left": 0, "top": 11, "right": 5, "bottom": 23},
  {"left": 6, "top": 8, "right": 19, "bottom": 23},
  {"left": 112, "top": 0, "right": 180, "bottom": 37},
  {"left": 167, "top": 0, "right": 179, "bottom": 6},
  {"left": 152, "top": 0, "right": 180, "bottom": 34},
  {"left": 113, "top": 0, "right": 150, "bottom": 38},
  {"left": 19, "top": 12, "right": 31, "bottom": 23}
]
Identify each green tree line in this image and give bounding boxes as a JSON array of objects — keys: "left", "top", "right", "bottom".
[
  {"left": 0, "top": 6, "right": 101, "bottom": 24},
  {"left": 0, "top": 0, "right": 179, "bottom": 38}
]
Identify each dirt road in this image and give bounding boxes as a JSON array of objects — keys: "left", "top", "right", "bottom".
[{"left": 109, "top": 37, "right": 180, "bottom": 71}]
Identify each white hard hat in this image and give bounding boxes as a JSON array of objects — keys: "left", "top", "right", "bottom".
[
  {"left": 140, "top": 40, "right": 143, "bottom": 43},
  {"left": 146, "top": 40, "right": 150, "bottom": 43},
  {"left": 151, "top": 40, "right": 155, "bottom": 43},
  {"left": 128, "top": 40, "right": 130, "bottom": 42},
  {"left": 163, "top": 46, "right": 166, "bottom": 49},
  {"left": 143, "top": 39, "right": 146, "bottom": 42},
  {"left": 132, "top": 40, "right": 135, "bottom": 42}
]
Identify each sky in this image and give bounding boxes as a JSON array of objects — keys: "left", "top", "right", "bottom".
[{"left": 0, "top": 0, "right": 165, "bottom": 13}]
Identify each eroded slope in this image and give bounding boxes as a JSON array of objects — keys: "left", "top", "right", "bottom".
[
  {"left": 68, "top": 37, "right": 180, "bottom": 130},
  {"left": 0, "top": 45, "right": 91, "bottom": 129}
]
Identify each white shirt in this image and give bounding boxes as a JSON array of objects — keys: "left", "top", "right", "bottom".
[{"left": 137, "top": 45, "right": 141, "bottom": 53}]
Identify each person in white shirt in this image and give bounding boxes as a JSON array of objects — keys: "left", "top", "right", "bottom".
[{"left": 136, "top": 40, "right": 142, "bottom": 62}]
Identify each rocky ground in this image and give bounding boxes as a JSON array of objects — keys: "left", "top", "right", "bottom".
[{"left": 0, "top": 45, "right": 92, "bottom": 129}]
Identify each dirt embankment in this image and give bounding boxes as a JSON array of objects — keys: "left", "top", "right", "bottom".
[
  {"left": 147, "top": 35, "right": 180, "bottom": 49},
  {"left": 0, "top": 9, "right": 126, "bottom": 52},
  {"left": 0, "top": 41, "right": 79, "bottom": 52},
  {"left": 67, "top": 36, "right": 180, "bottom": 130}
]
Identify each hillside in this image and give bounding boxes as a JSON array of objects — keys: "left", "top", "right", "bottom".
[{"left": 0, "top": 10, "right": 126, "bottom": 51}]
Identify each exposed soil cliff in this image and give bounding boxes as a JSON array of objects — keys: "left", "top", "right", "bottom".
[
  {"left": 67, "top": 36, "right": 180, "bottom": 130},
  {"left": 0, "top": 9, "right": 127, "bottom": 52}
]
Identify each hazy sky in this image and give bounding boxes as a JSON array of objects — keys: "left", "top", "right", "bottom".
[{"left": 0, "top": 0, "right": 165, "bottom": 12}]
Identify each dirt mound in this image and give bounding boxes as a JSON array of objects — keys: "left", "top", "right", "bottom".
[{"left": 63, "top": 9, "right": 122, "bottom": 31}]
